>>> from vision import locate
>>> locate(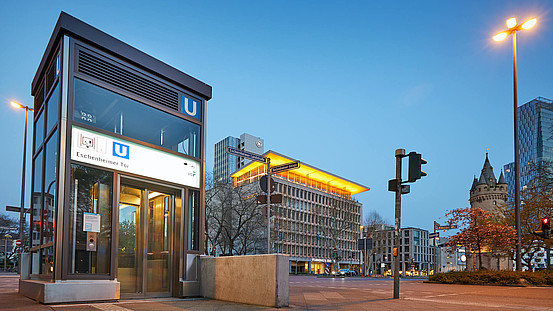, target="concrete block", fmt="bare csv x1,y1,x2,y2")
200,254,289,307
20,279,119,304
